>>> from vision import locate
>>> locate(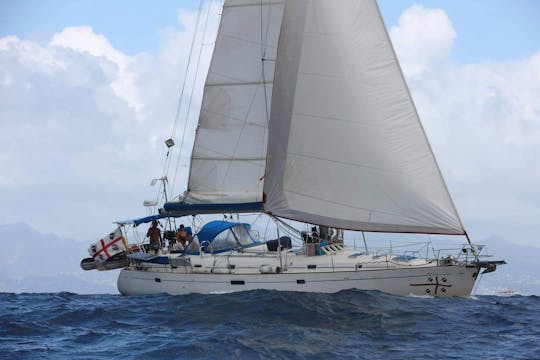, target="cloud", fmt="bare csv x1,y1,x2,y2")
50,26,142,115
0,3,219,239
390,6,540,243
1,2,538,248
389,5,456,77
